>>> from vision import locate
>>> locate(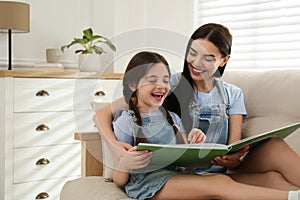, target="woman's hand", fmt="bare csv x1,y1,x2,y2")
117,146,152,172
211,145,249,169
188,128,206,144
